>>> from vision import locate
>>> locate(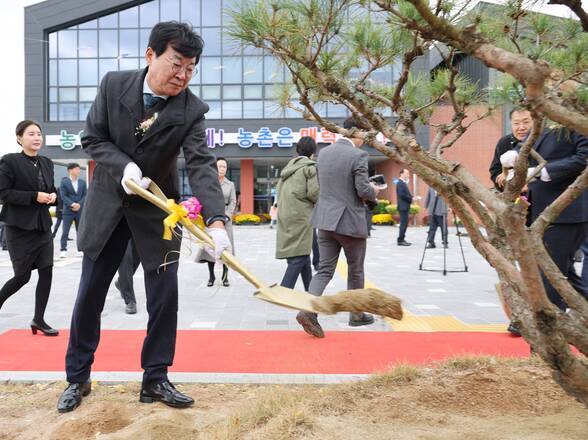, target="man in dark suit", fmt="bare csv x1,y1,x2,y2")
396,168,413,246
525,128,588,310
425,187,448,248
296,117,380,338
57,22,230,413
59,163,87,258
